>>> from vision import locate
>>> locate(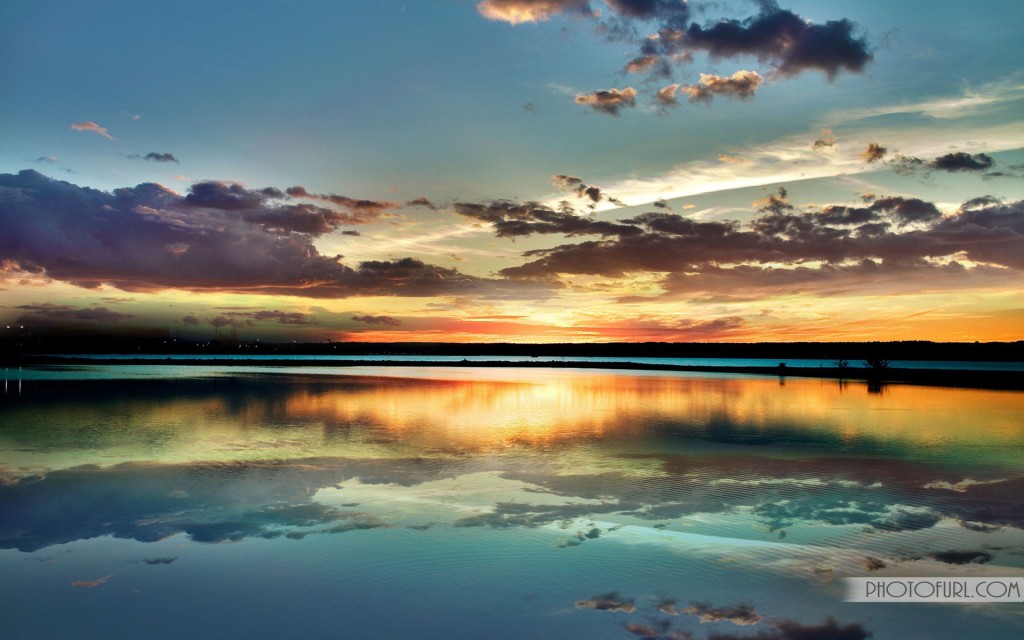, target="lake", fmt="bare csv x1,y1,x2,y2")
2,365,1023,638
